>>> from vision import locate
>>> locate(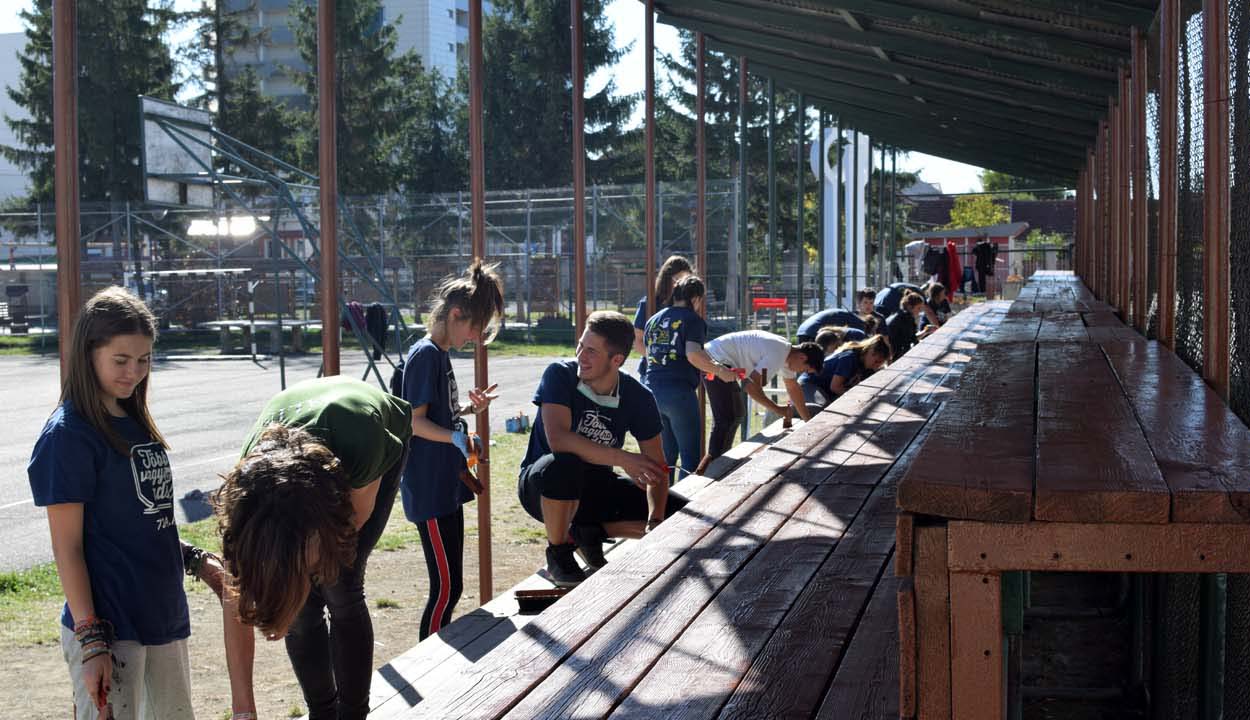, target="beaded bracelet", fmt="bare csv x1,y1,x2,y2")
183,543,206,578
73,616,113,666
